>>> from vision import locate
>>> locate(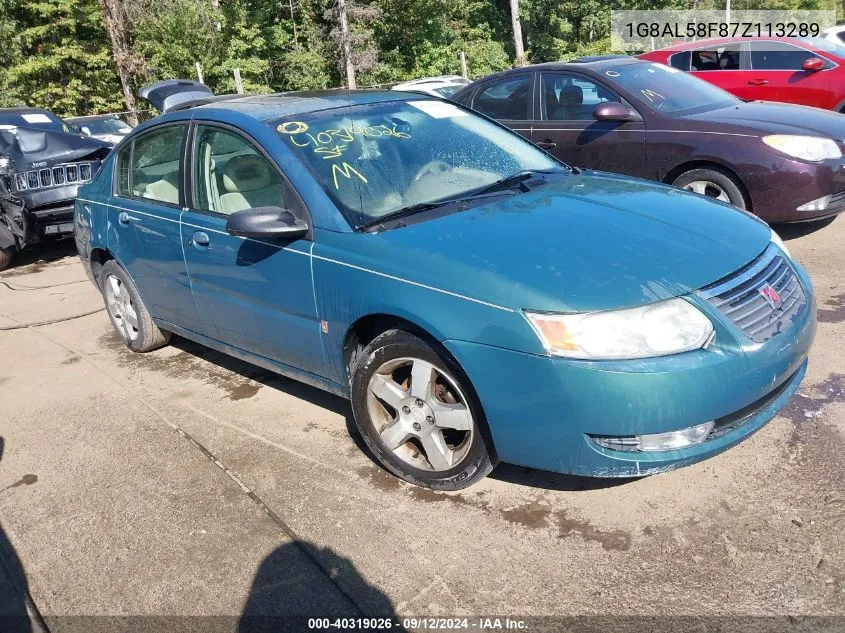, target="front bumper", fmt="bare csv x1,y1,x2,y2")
748,156,845,223
444,265,817,477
